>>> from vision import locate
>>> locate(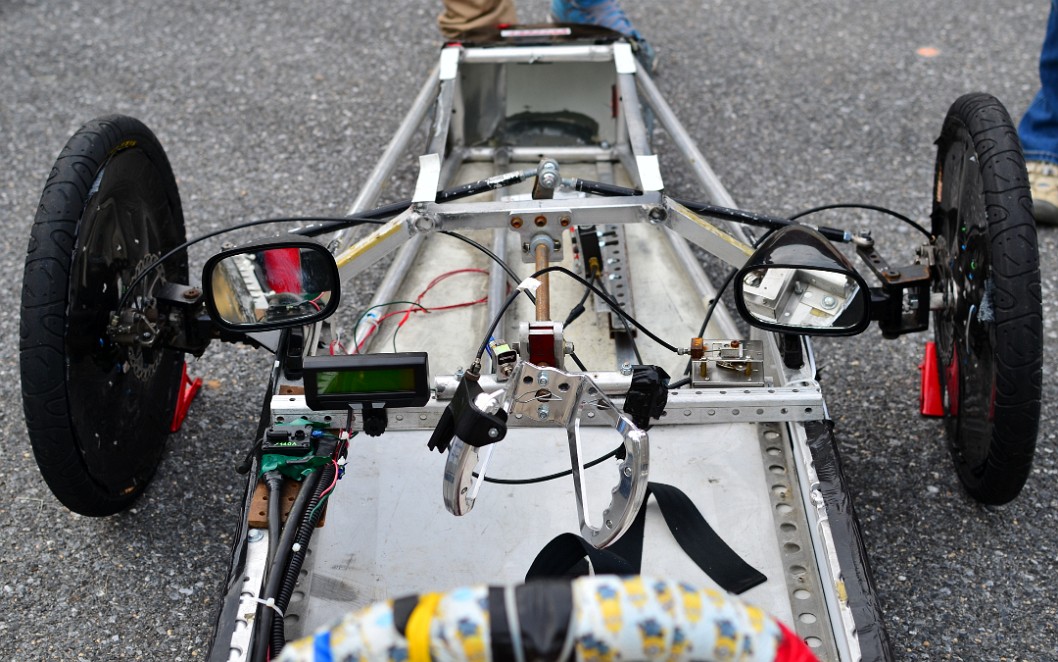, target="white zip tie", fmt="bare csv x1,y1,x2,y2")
244,596,285,618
